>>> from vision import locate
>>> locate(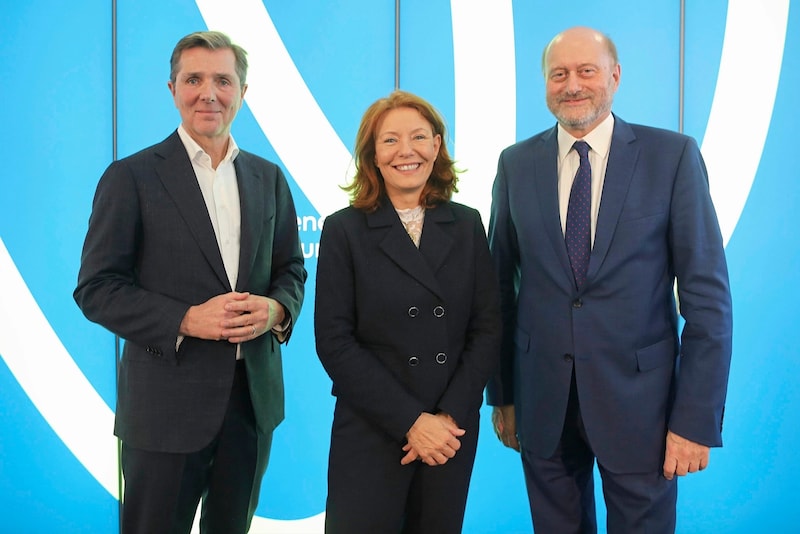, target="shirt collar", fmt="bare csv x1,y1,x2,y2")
176,124,240,165
556,113,615,162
